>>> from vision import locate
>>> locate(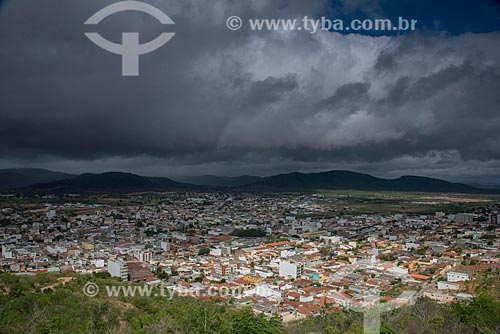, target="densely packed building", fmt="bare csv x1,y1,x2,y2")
1,192,499,321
